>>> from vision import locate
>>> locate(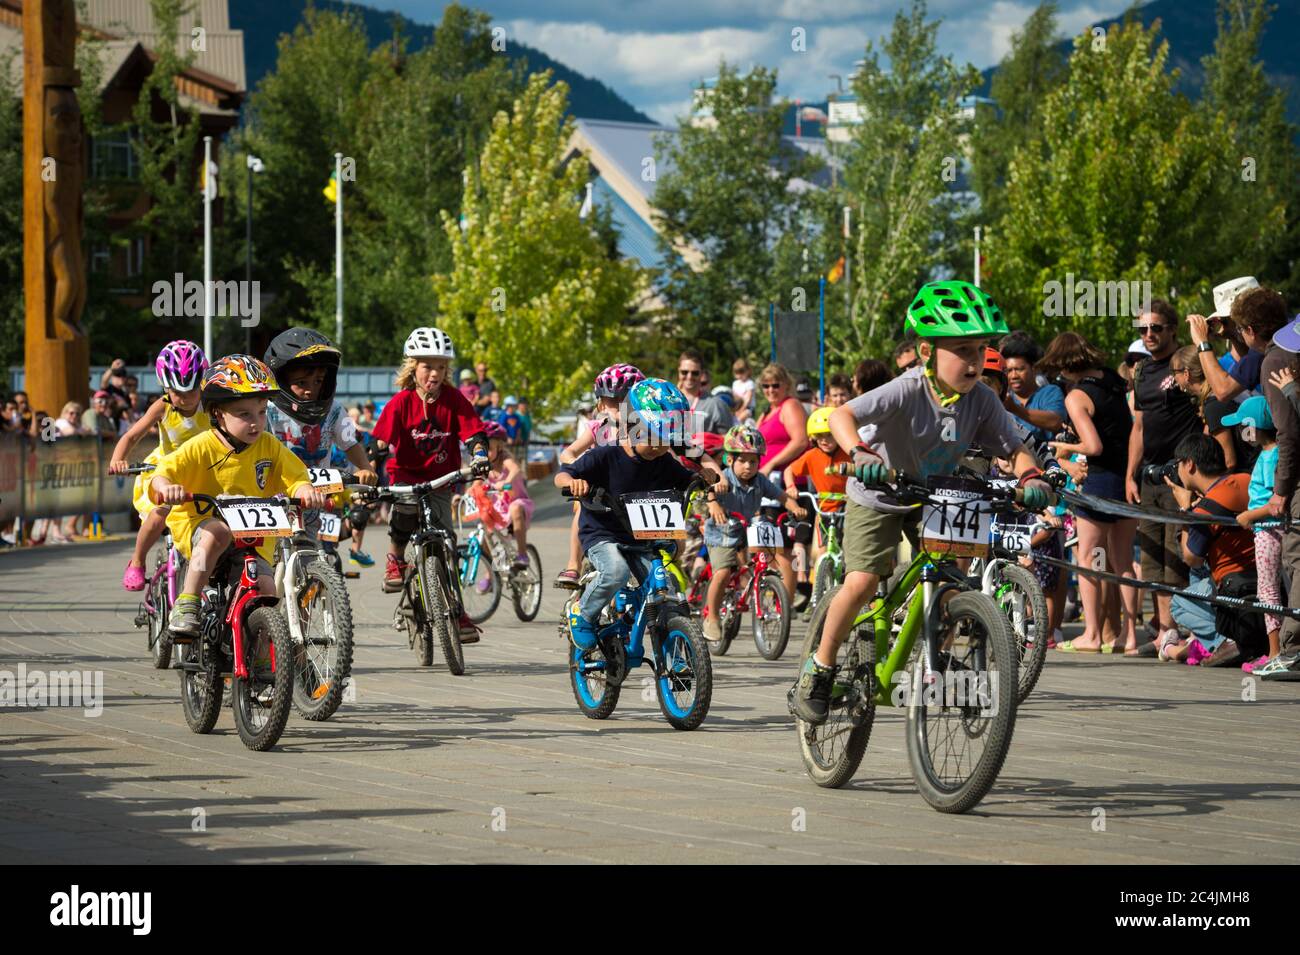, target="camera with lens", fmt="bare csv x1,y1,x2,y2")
1141,460,1181,487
